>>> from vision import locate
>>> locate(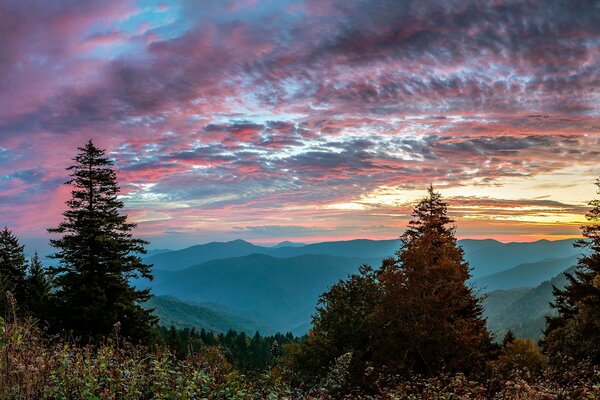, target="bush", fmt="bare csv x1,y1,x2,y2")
490,339,547,379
